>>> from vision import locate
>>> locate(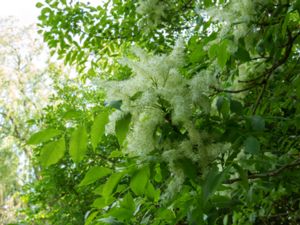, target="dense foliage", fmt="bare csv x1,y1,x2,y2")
20,0,300,224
